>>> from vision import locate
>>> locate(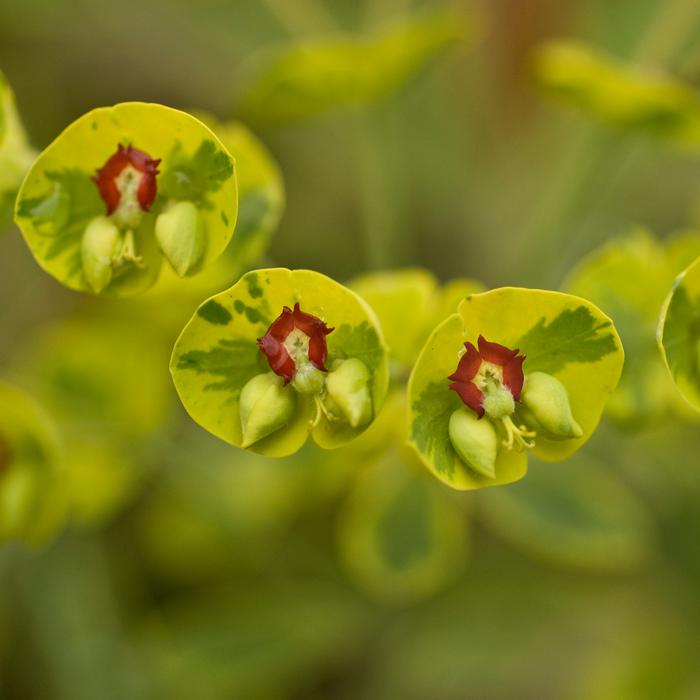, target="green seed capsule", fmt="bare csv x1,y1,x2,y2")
81,215,121,293
521,371,583,440
325,358,373,428
155,200,205,277
448,407,498,479
239,372,296,448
